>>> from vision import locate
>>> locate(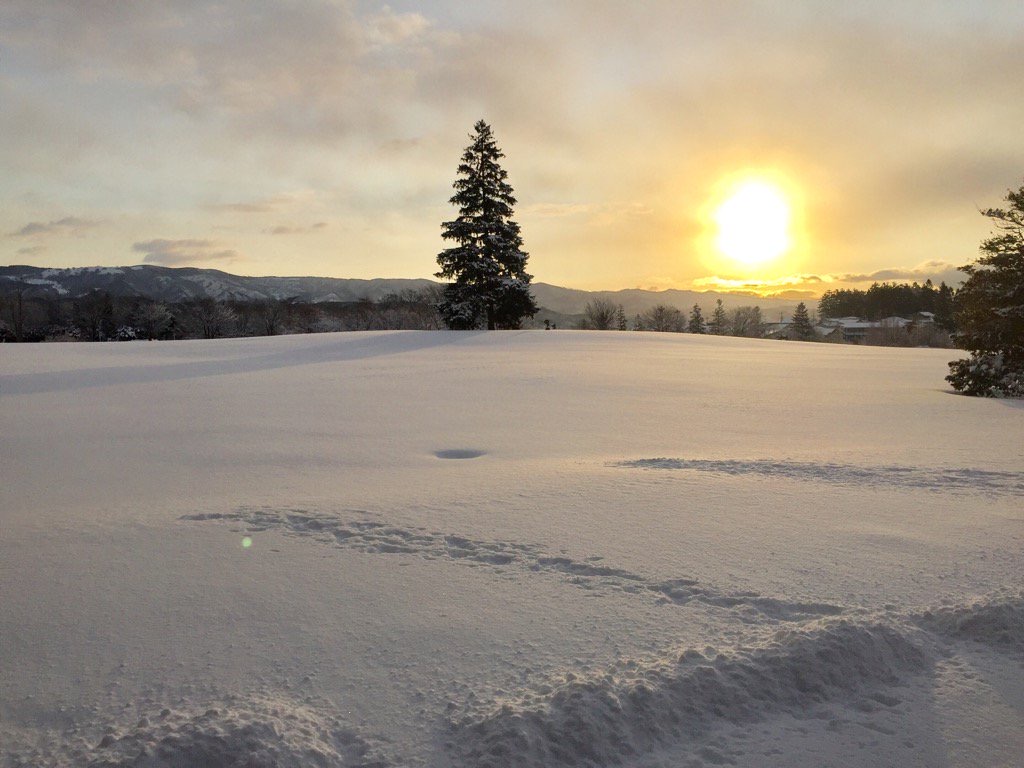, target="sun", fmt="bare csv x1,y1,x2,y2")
712,179,793,266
